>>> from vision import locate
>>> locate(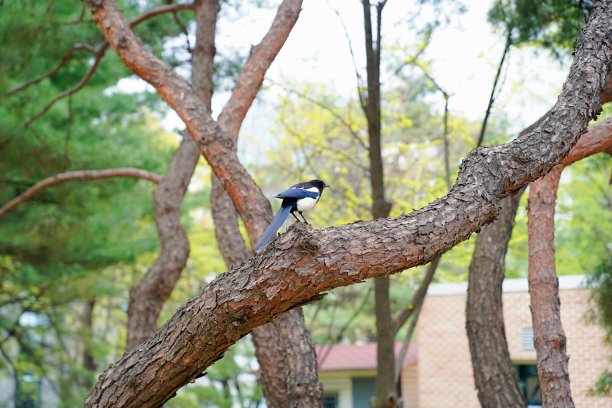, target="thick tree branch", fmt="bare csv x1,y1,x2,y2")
84,1,612,407
528,117,612,408
0,168,160,218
